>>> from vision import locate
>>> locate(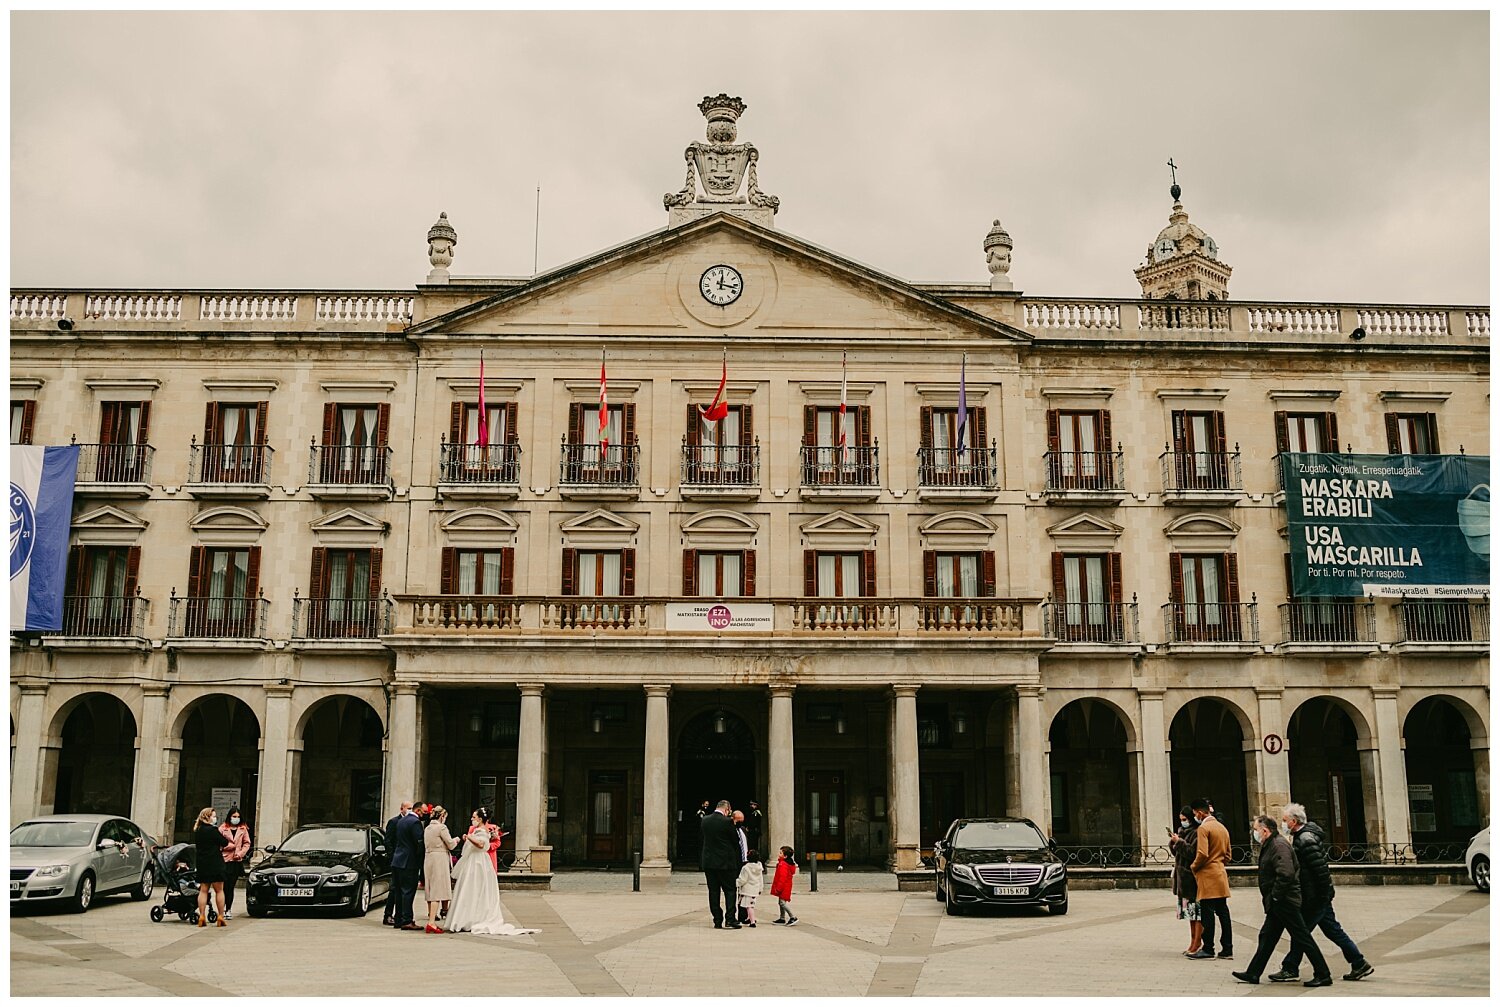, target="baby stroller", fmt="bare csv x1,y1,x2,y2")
148,843,217,924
